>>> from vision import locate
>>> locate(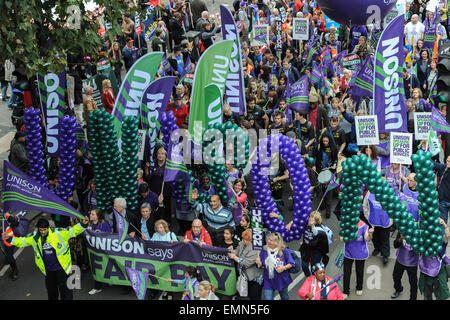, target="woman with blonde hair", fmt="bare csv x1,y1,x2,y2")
151,219,177,243
108,41,123,83
101,79,115,114
299,211,330,277
256,232,295,300
197,281,219,300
